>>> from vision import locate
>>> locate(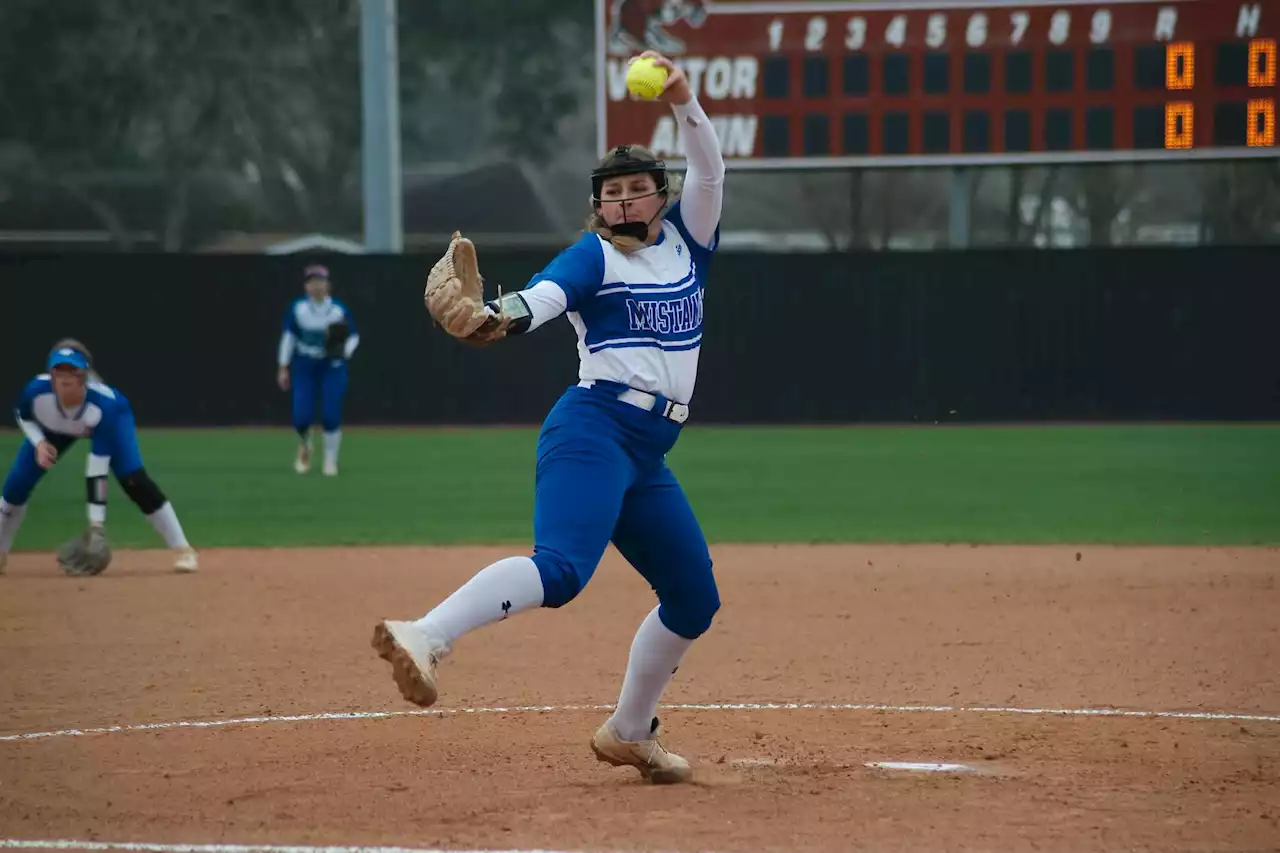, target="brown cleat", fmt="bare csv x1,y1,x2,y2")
591,717,692,784
371,620,447,707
